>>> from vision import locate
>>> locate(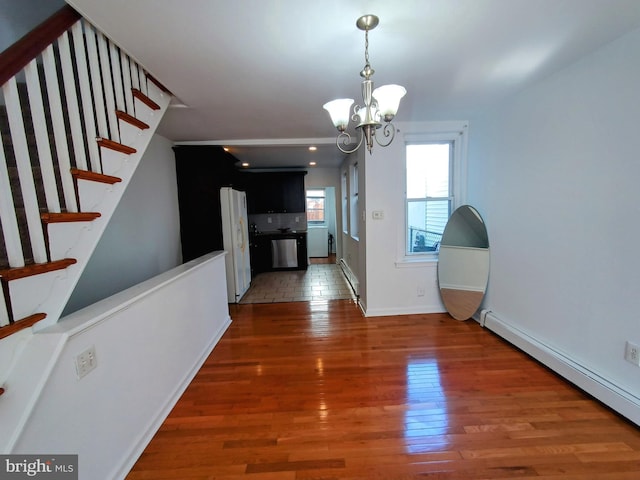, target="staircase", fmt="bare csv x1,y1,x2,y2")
0,6,171,339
